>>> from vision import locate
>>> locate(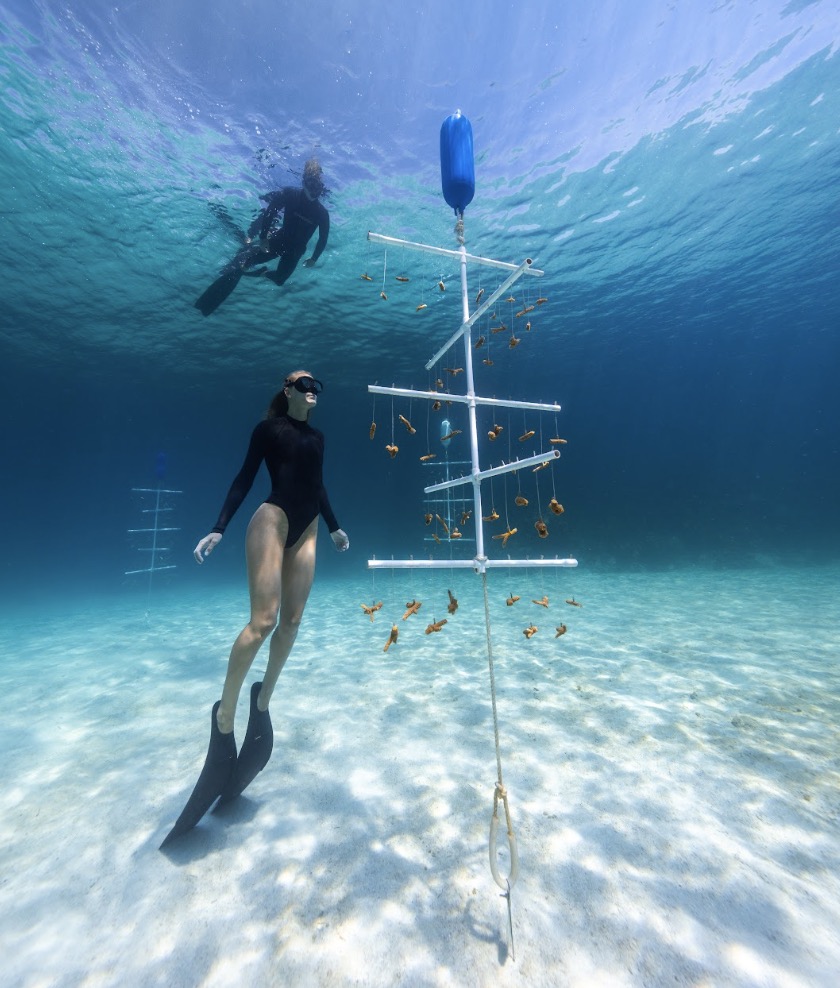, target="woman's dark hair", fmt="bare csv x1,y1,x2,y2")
266,370,314,420
266,389,289,419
